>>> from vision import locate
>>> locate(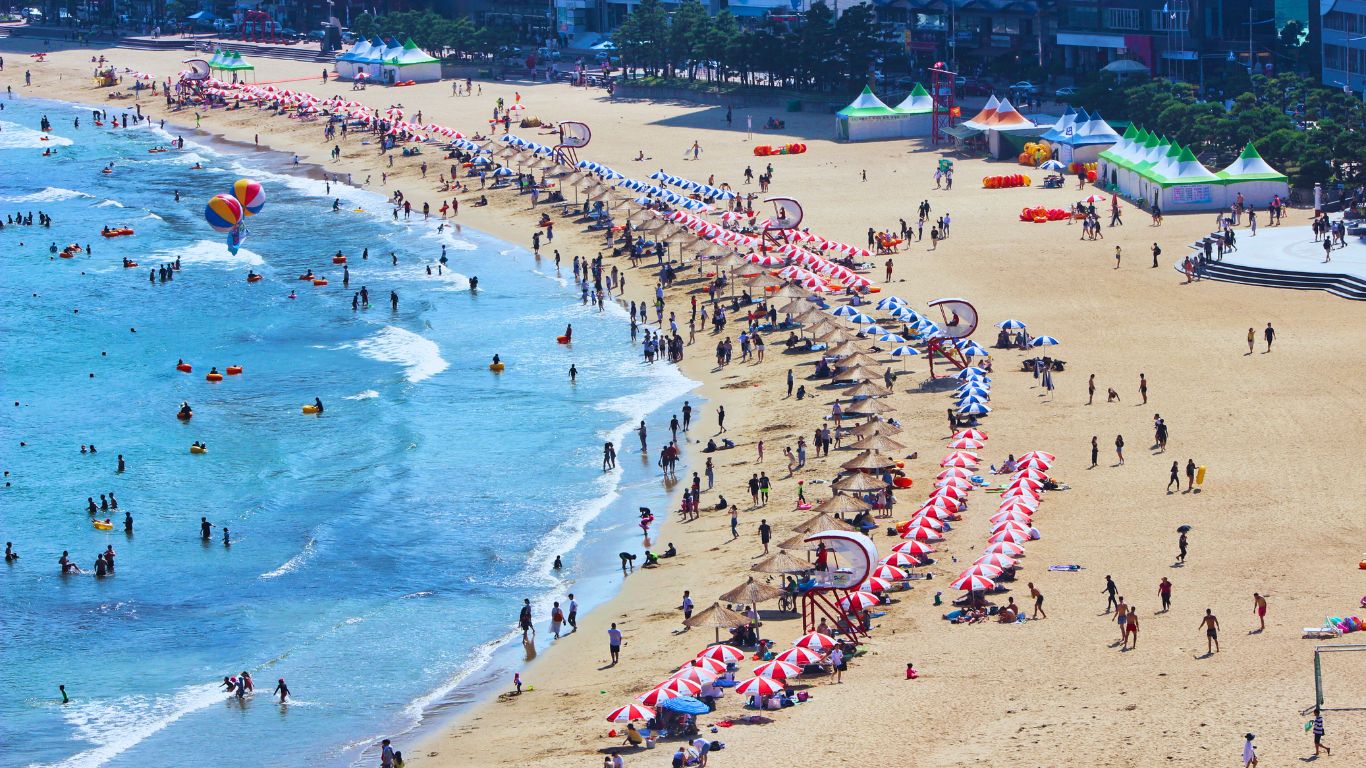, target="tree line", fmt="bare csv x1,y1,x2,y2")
349,10,517,61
